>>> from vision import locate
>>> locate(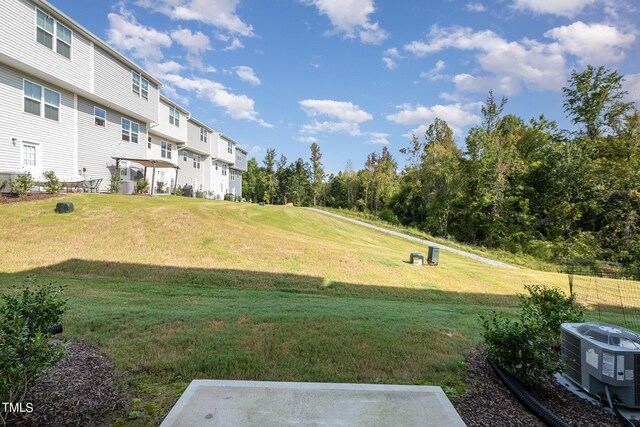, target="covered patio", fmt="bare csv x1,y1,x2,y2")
112,157,180,196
